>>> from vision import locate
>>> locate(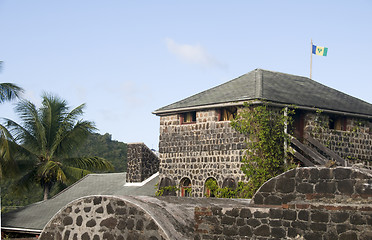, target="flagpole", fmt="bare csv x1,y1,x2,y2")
310,39,313,79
